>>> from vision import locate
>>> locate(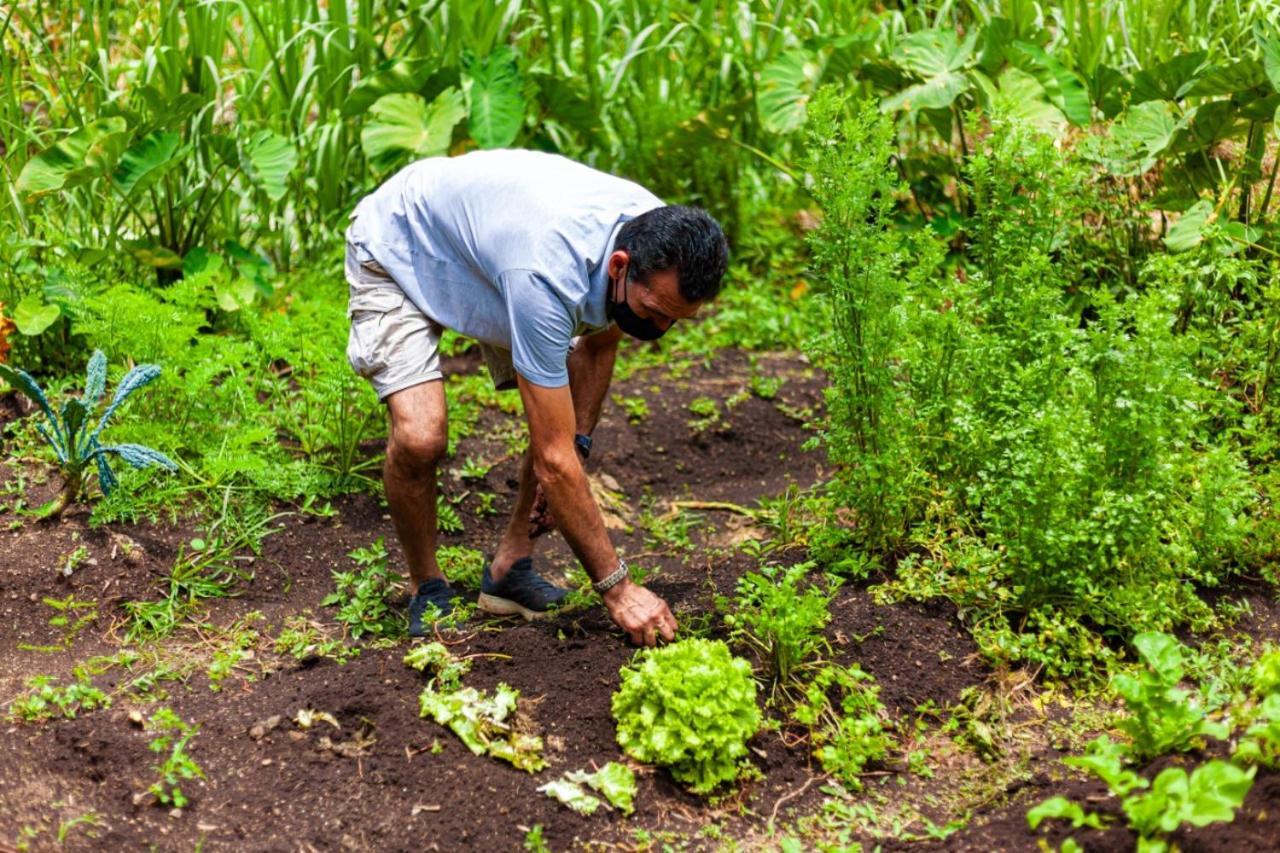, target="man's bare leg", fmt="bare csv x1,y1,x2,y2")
489,451,539,582
383,380,449,589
